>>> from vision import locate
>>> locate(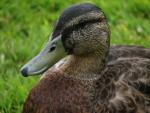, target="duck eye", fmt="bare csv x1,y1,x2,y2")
49,45,56,52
